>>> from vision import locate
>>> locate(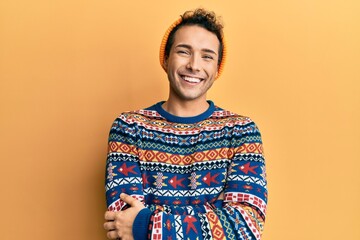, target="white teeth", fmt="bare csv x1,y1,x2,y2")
183,76,201,83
